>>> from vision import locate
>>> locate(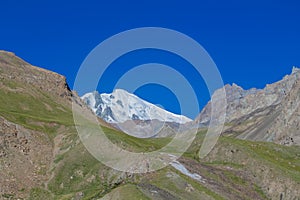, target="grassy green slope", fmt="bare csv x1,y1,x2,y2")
0,86,74,135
